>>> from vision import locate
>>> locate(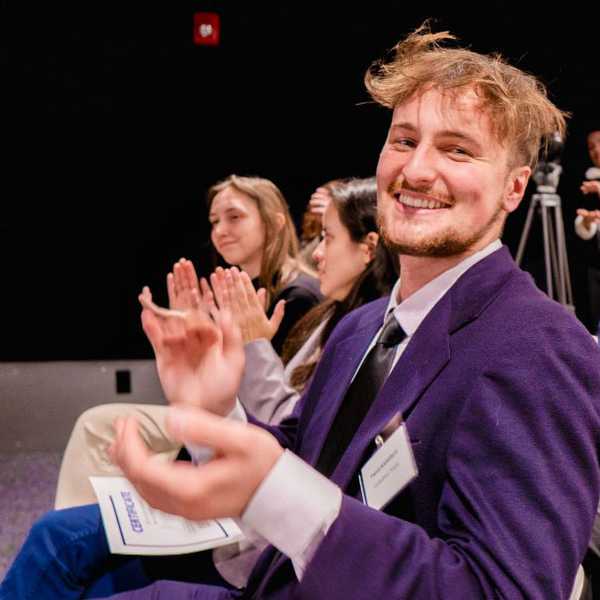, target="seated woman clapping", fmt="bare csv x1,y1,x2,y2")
207,175,322,354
